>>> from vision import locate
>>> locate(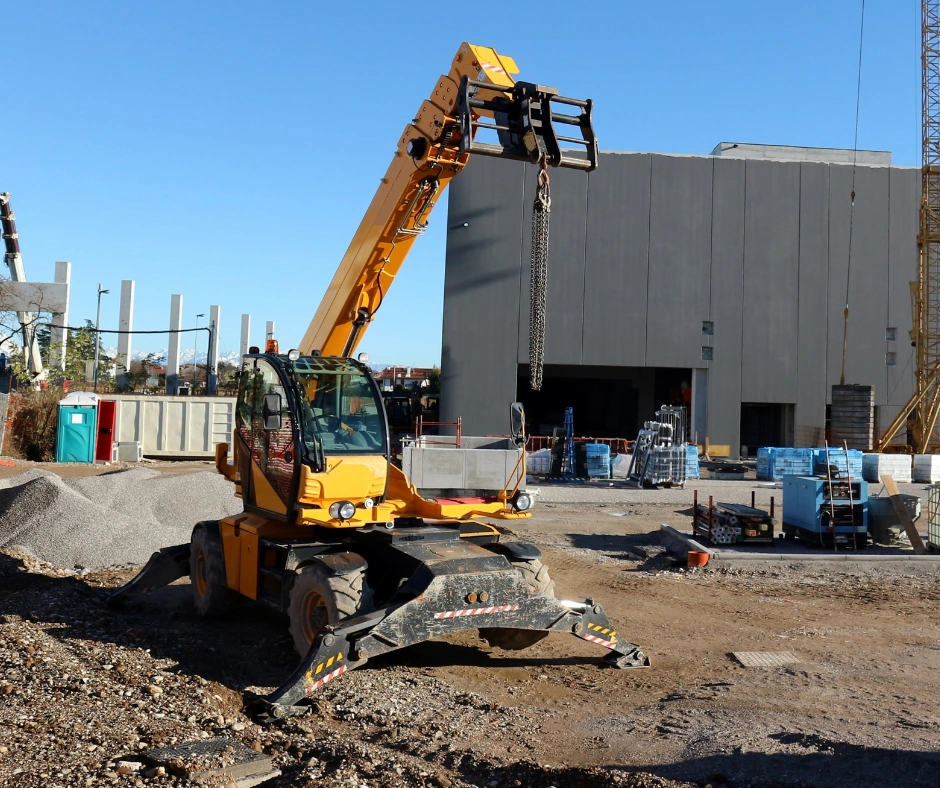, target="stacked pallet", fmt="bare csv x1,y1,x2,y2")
913,454,940,483
862,453,912,484
693,501,775,545
756,447,813,481
830,384,875,450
